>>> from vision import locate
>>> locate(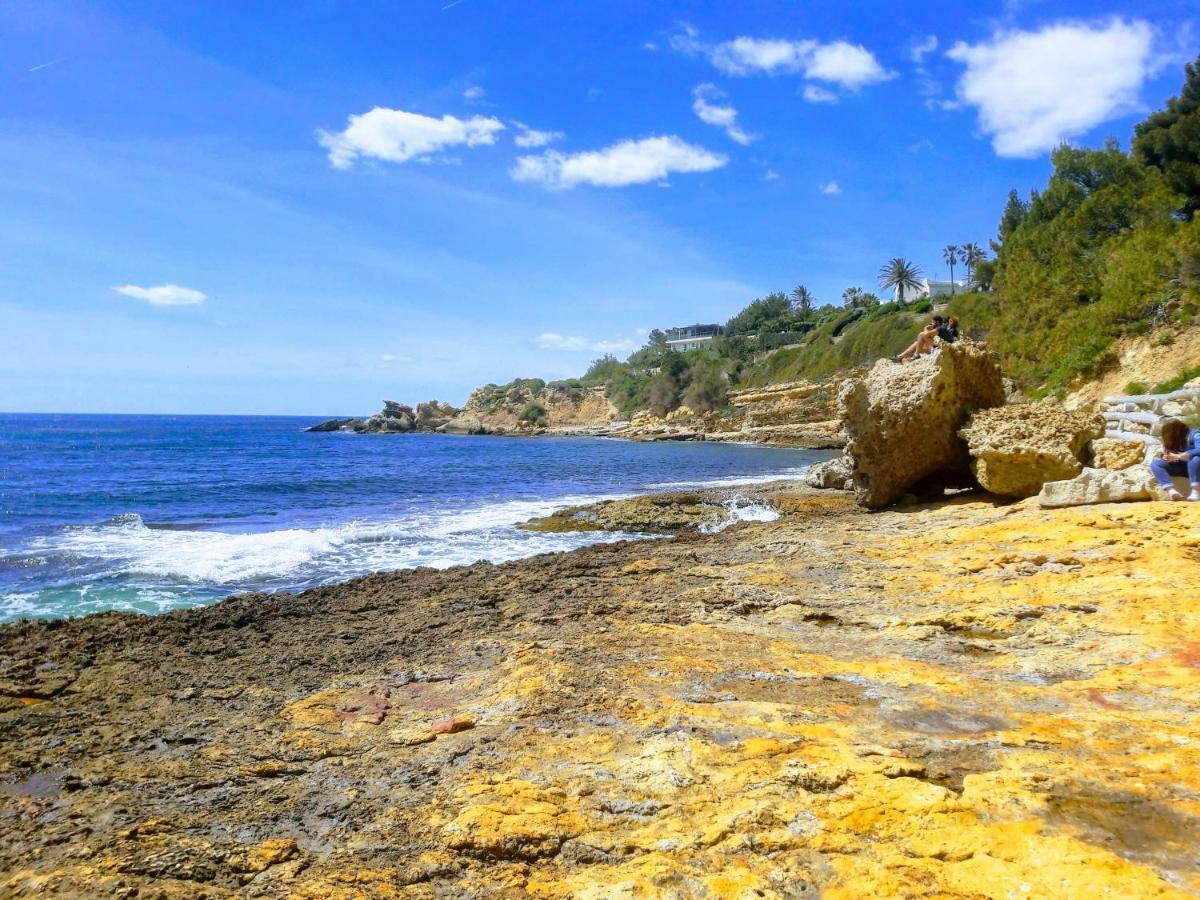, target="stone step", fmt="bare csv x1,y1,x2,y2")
1103,430,1159,445
1101,388,1200,405
1102,410,1159,424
